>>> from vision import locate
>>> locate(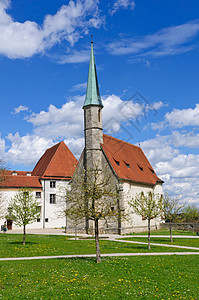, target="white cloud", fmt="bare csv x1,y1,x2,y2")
28,94,163,137
57,50,90,64
152,103,199,130
107,21,199,57
12,105,29,114
140,134,199,206
111,0,135,15
5,133,54,167
165,104,199,128
0,0,102,59
71,82,87,91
